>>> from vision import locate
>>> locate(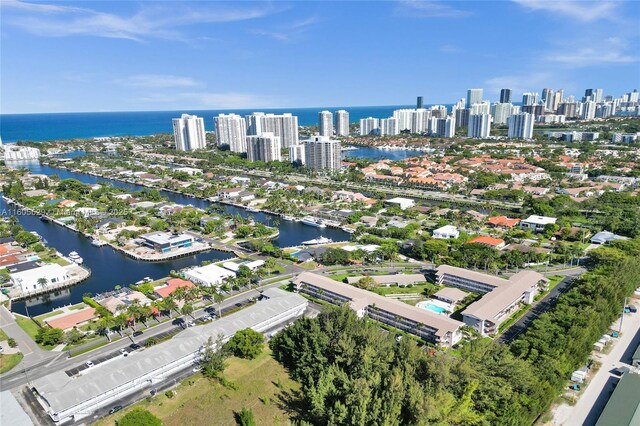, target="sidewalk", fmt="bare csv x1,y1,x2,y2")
550,311,640,426
0,306,56,369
